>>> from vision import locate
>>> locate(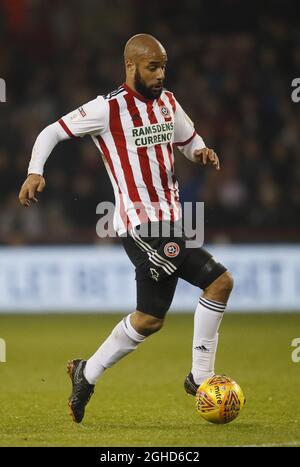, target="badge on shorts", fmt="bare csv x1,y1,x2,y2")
164,242,180,258
150,268,159,281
